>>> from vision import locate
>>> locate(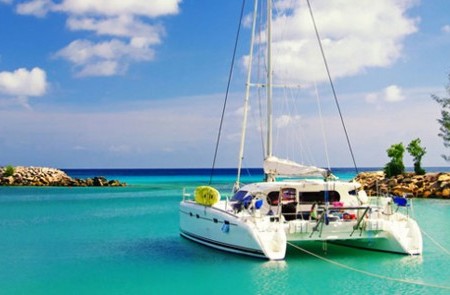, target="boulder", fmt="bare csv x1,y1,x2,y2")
0,166,126,187
438,174,450,182
353,171,450,198
442,188,450,198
